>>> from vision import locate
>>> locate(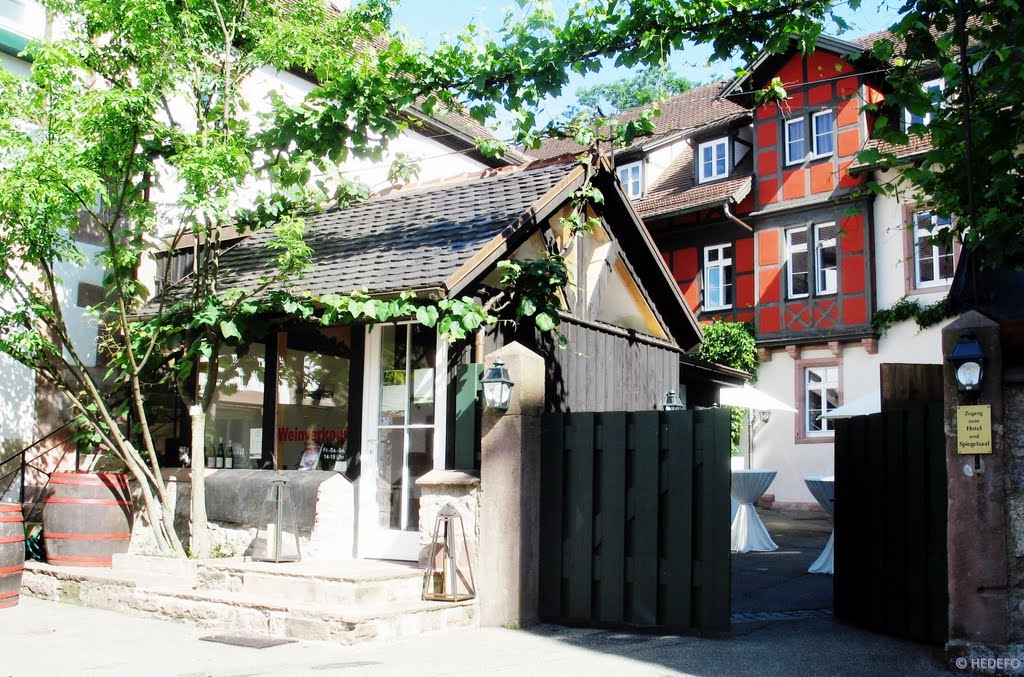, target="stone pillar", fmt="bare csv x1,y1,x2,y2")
478,341,544,627
944,311,1007,652
416,470,481,571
